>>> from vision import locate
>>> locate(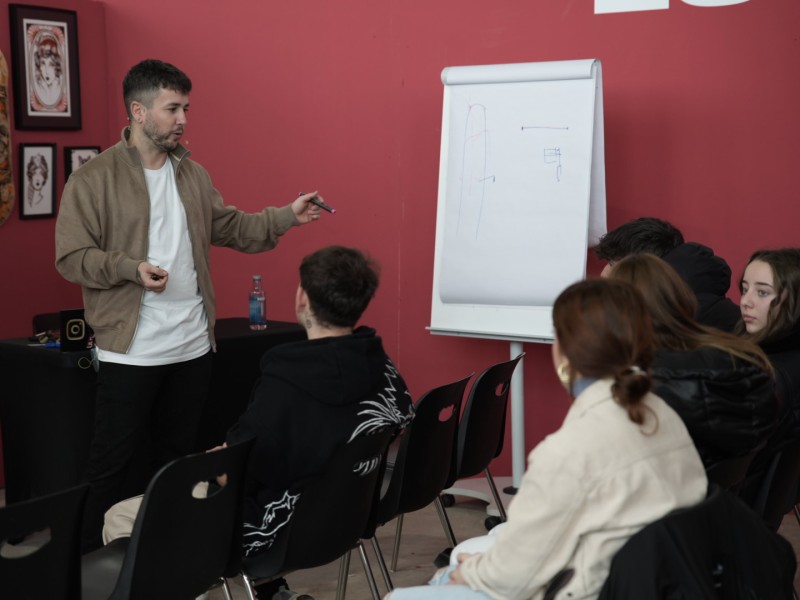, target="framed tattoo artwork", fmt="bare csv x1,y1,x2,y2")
65,145,99,179
9,4,82,130
19,143,55,219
